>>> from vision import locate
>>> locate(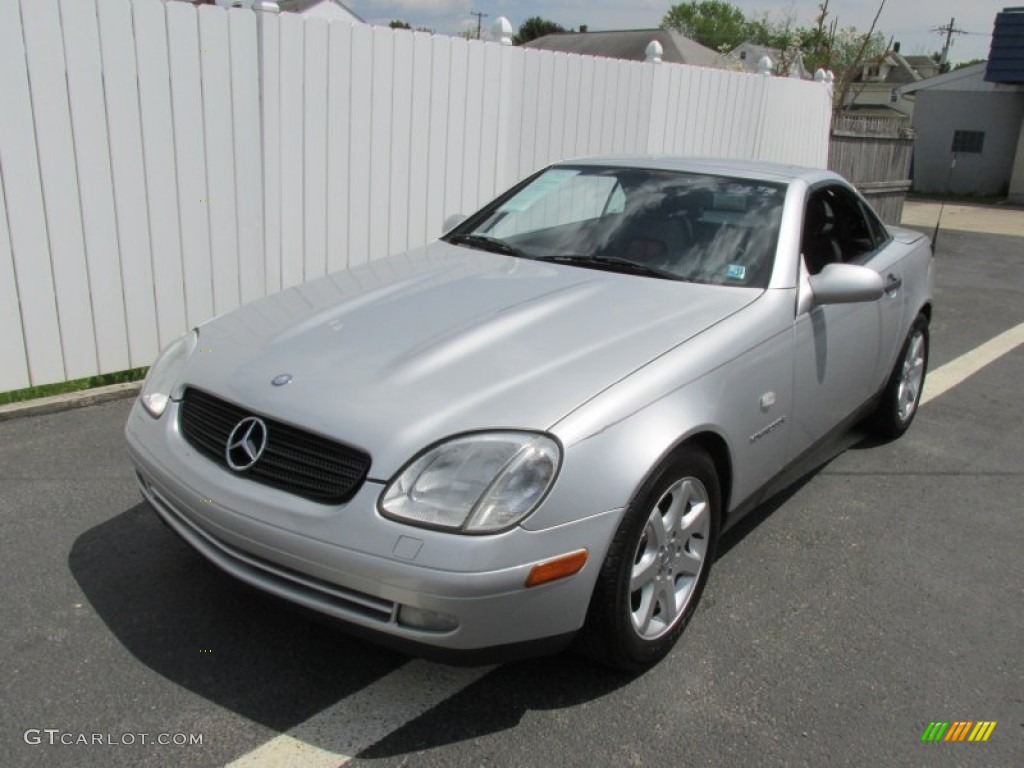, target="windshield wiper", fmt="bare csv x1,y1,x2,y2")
446,233,529,259
536,254,689,282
